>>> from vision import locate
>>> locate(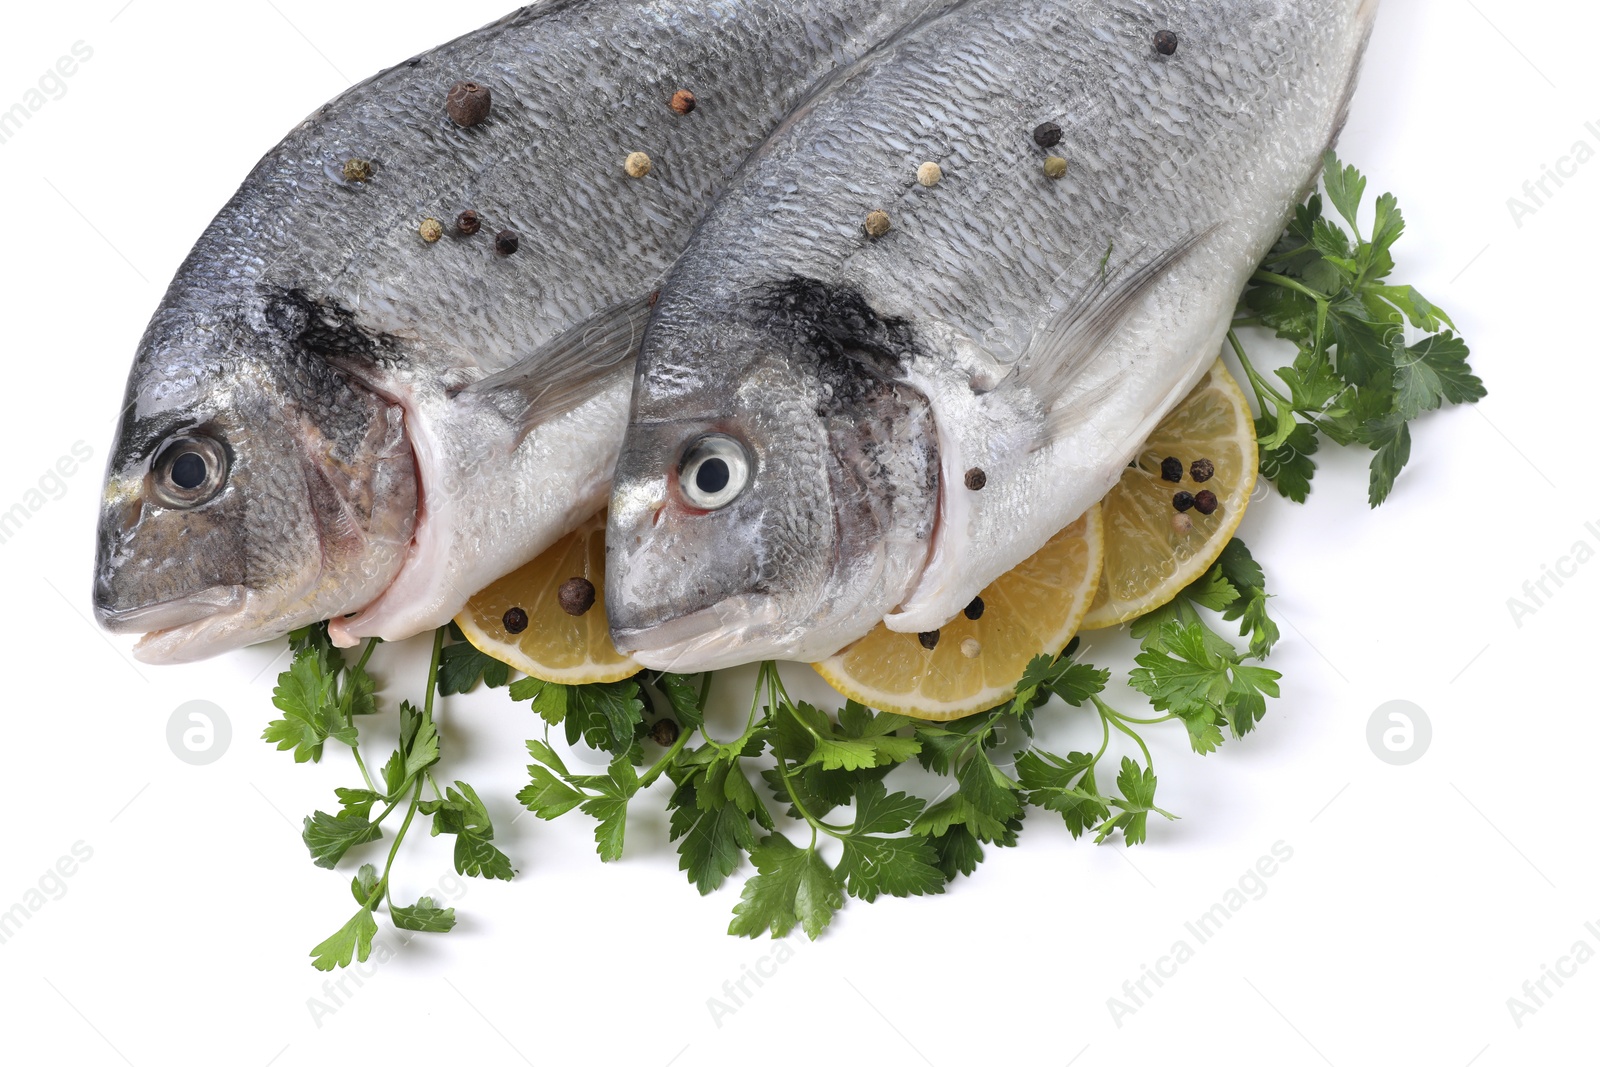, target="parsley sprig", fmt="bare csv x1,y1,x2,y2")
265,624,515,970
1231,151,1485,506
